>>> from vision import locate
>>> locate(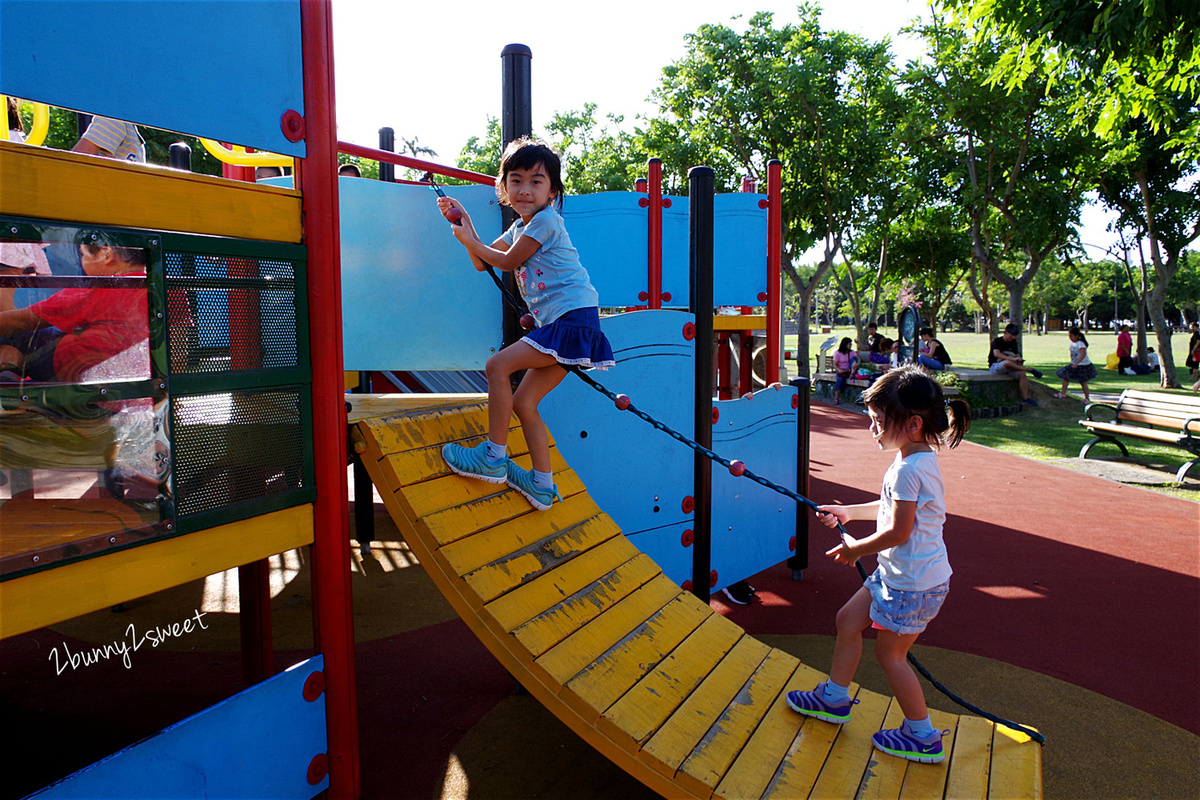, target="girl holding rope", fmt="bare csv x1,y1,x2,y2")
787,365,969,764
435,138,614,510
